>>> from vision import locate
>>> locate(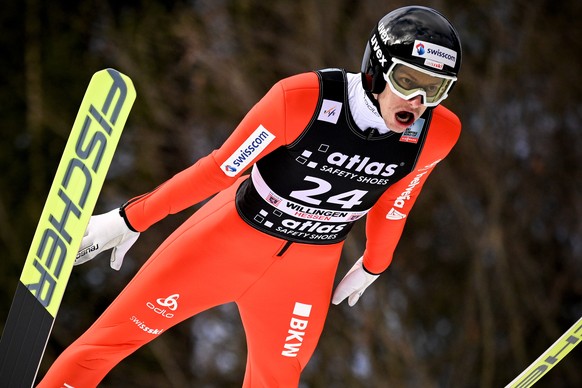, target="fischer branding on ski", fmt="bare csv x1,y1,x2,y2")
0,68,136,387
505,316,582,388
